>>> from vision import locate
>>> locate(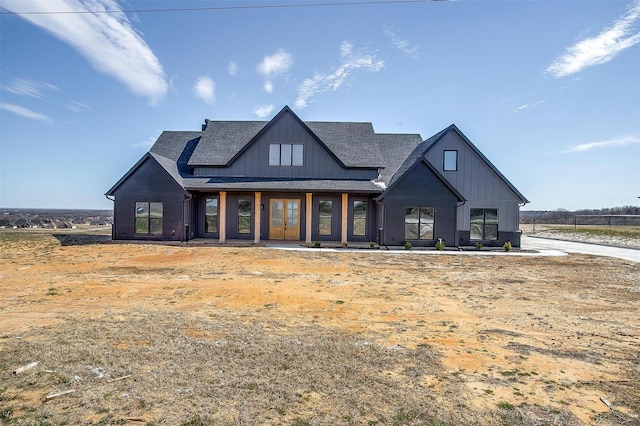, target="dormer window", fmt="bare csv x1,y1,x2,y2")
443,150,457,171
269,144,303,166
